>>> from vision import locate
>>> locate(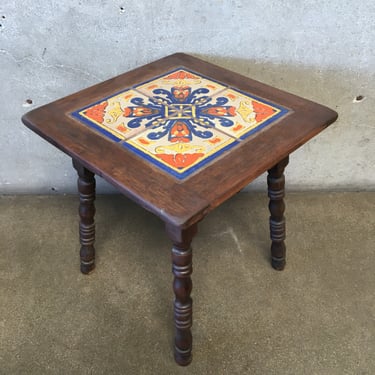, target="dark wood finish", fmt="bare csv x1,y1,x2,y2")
21,53,338,366
73,159,96,274
166,223,197,366
22,53,338,229
267,156,289,270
